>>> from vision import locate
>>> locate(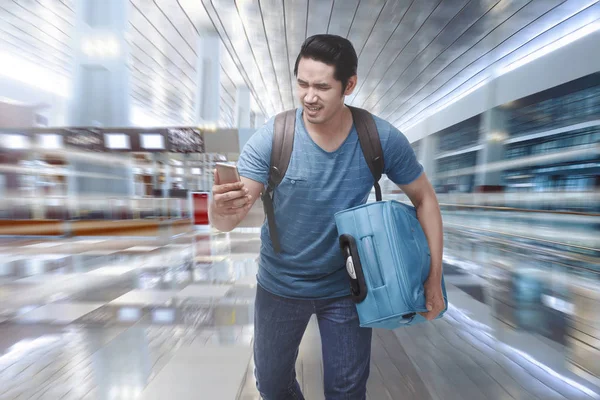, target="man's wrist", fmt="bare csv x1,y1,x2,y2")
427,264,443,283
